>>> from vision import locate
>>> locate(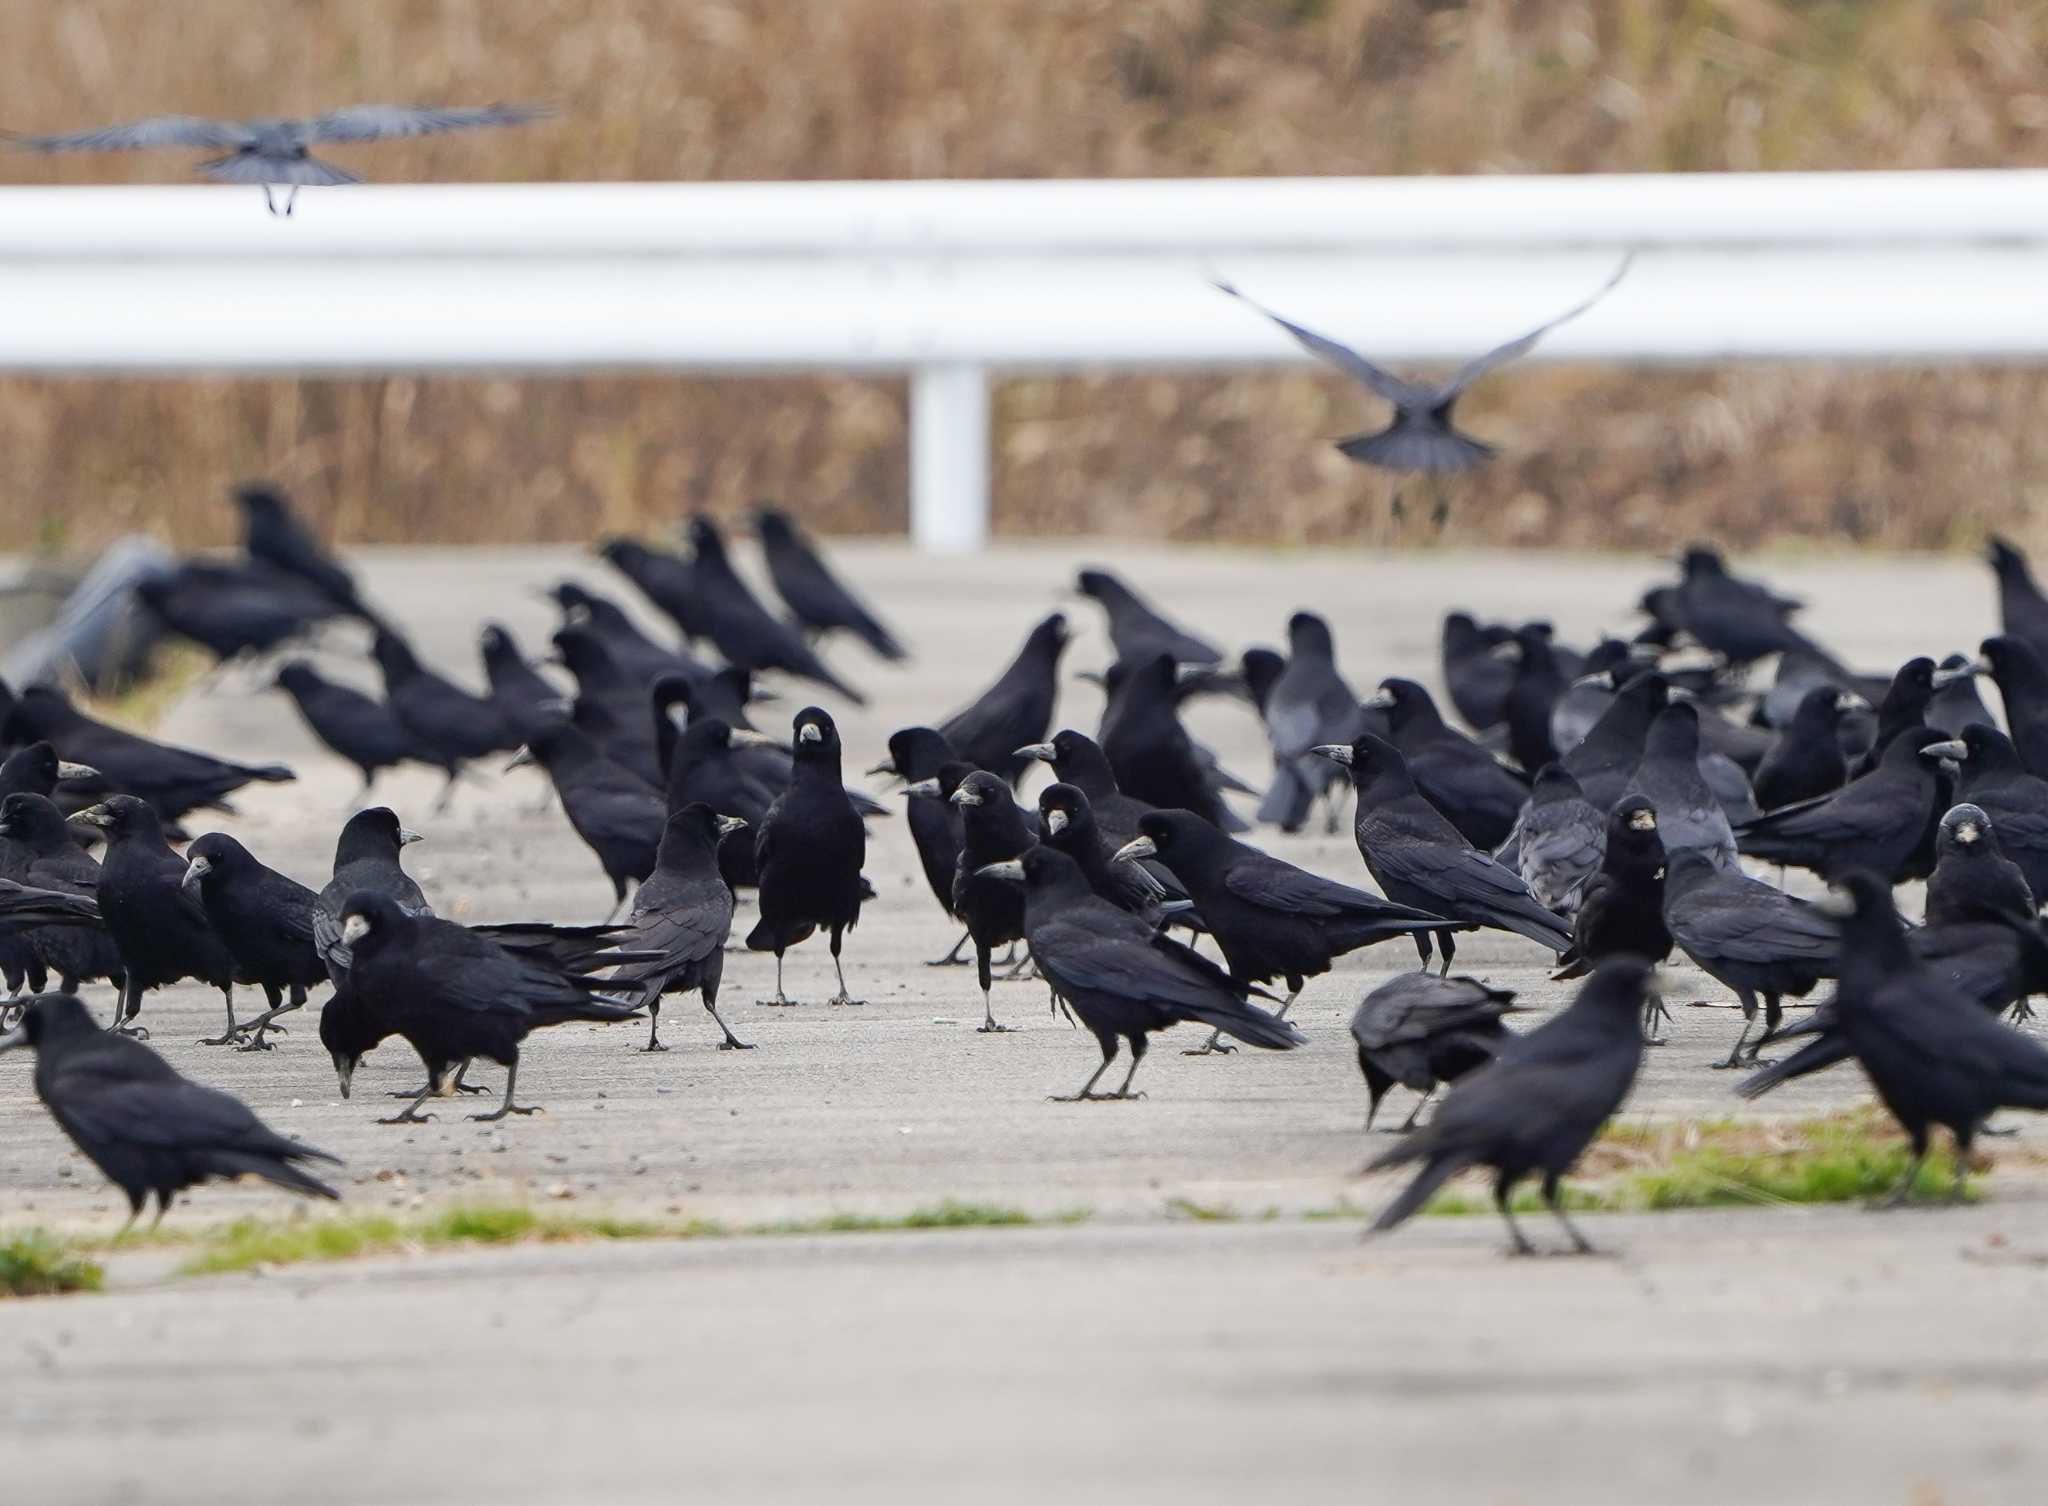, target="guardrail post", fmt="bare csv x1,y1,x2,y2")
910,363,990,554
